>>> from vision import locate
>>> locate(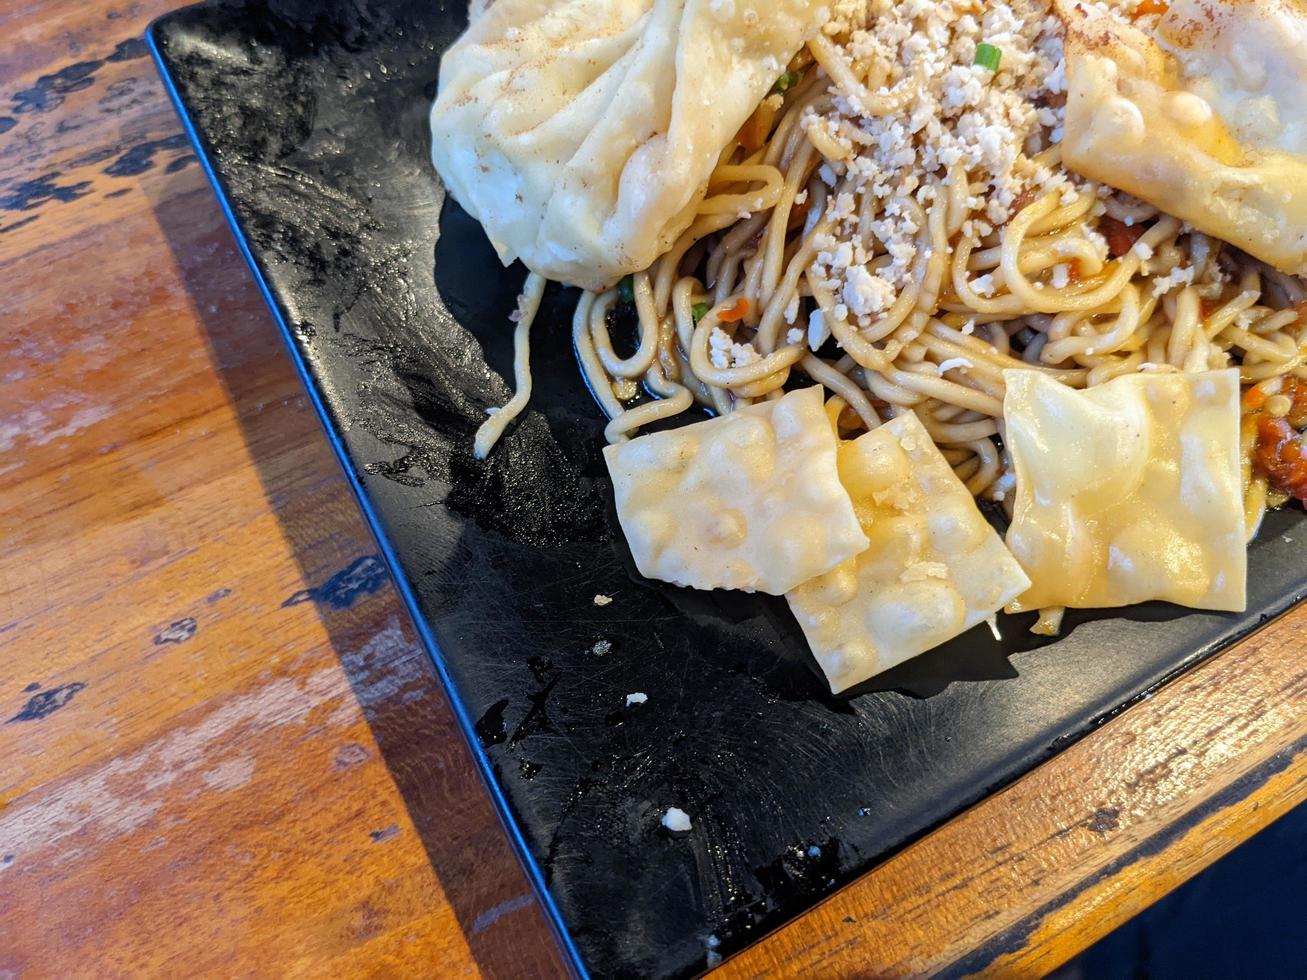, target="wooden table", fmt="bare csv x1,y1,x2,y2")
1,2,1302,976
